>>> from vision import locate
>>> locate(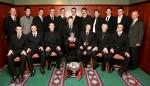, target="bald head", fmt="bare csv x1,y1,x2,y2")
131,10,139,20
